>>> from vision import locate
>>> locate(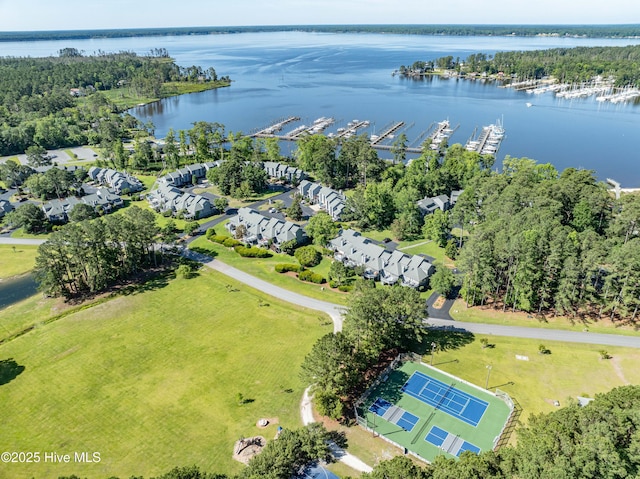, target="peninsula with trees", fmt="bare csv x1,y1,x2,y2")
0,48,230,156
